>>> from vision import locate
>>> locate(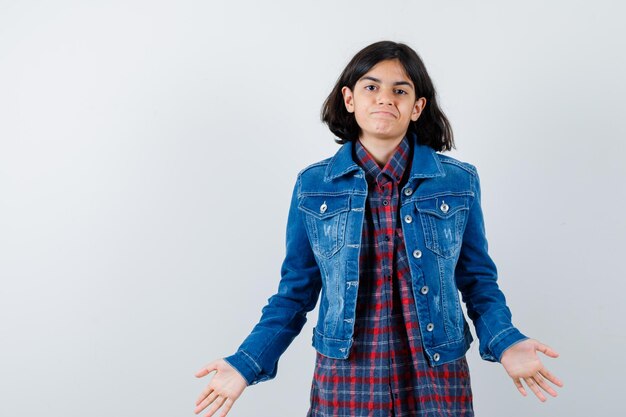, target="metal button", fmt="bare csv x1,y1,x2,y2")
433,353,440,361
404,187,413,196
382,199,389,206
426,323,434,332
404,214,412,223
320,201,327,213
413,249,422,258
440,201,449,213
420,285,429,295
